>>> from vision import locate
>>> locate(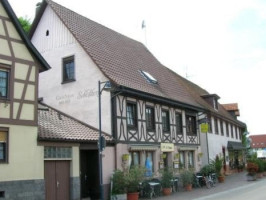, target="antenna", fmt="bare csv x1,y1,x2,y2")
141,20,147,46
185,66,193,79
